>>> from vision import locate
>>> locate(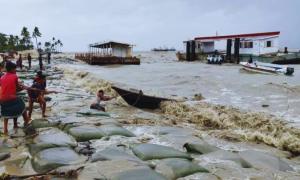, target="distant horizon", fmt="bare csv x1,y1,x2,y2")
1,0,300,52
